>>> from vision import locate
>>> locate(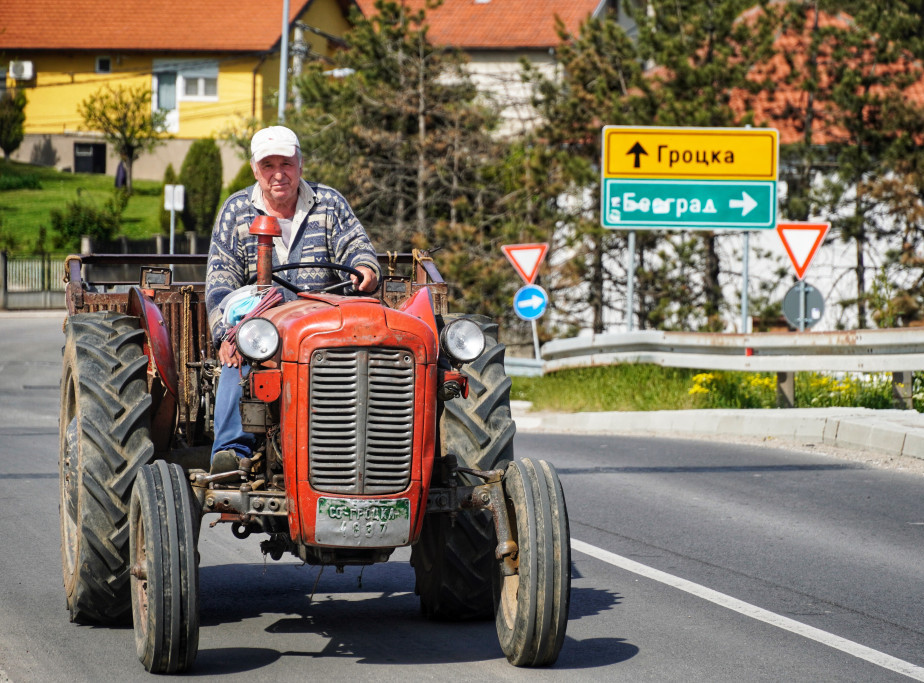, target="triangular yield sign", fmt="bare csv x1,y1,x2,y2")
776,222,830,280
501,243,549,285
